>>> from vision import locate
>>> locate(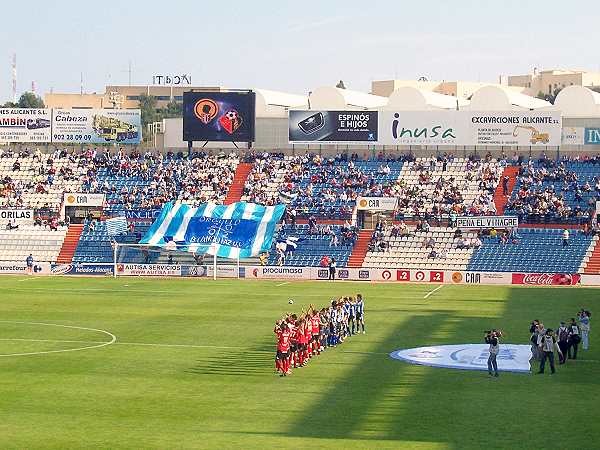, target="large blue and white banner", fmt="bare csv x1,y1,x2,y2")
390,344,532,373
139,201,286,258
